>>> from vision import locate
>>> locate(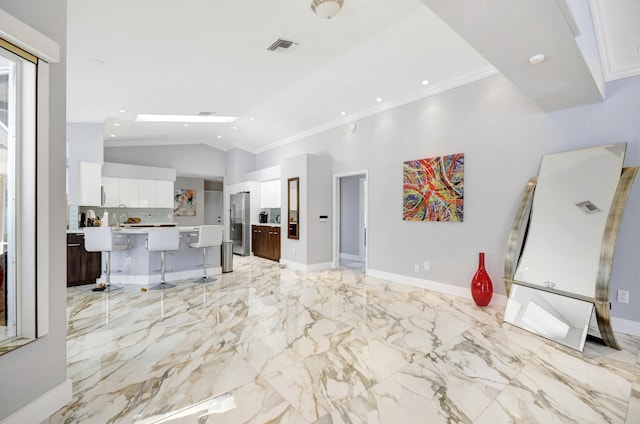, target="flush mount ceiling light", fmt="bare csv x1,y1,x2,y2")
135,114,238,123
311,0,344,19
529,54,545,65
